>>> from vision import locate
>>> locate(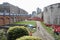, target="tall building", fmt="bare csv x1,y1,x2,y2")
32,11,36,17
37,7,41,14
43,3,60,25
